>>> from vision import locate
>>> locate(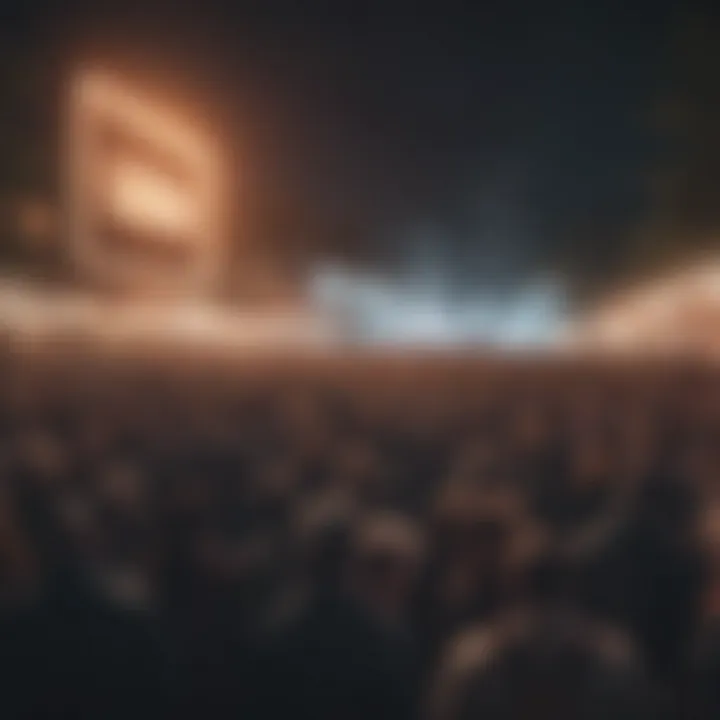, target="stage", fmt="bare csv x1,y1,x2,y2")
0,278,337,358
